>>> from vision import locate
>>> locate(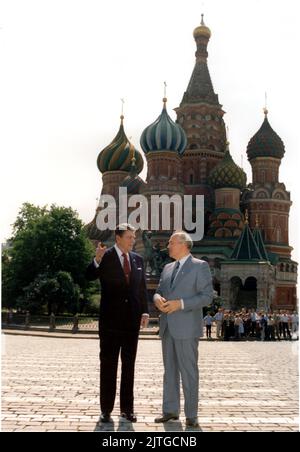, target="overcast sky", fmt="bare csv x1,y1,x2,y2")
1,0,299,262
